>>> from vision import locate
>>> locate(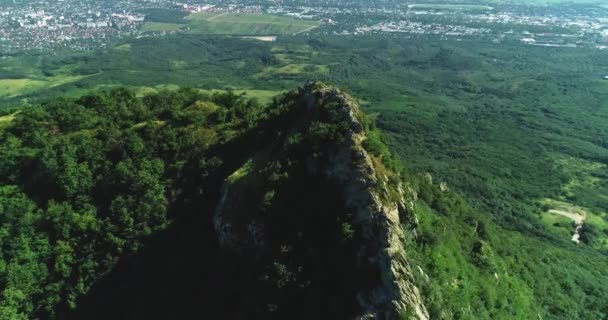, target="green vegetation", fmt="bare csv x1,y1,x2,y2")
1,32,608,319
141,22,184,33
409,186,608,319
541,211,575,238
0,87,283,318
0,79,46,97
0,83,401,318
198,88,282,105
0,112,17,131
141,8,188,24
